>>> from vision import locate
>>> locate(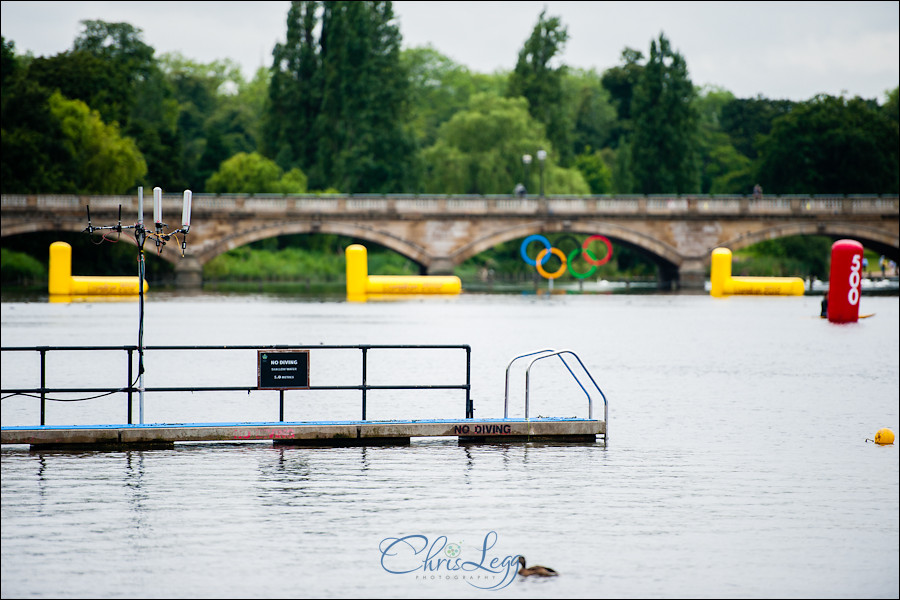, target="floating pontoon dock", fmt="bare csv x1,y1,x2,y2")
1,345,607,450
1,417,605,449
